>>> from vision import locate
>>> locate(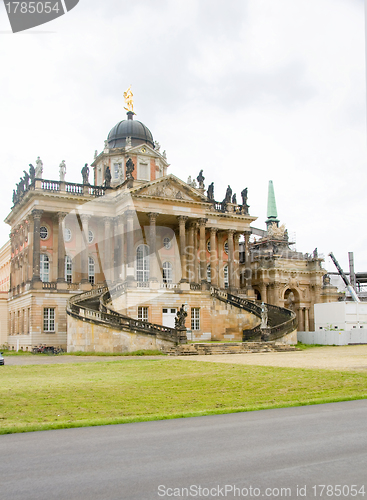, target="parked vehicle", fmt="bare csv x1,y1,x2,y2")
0,352,4,365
